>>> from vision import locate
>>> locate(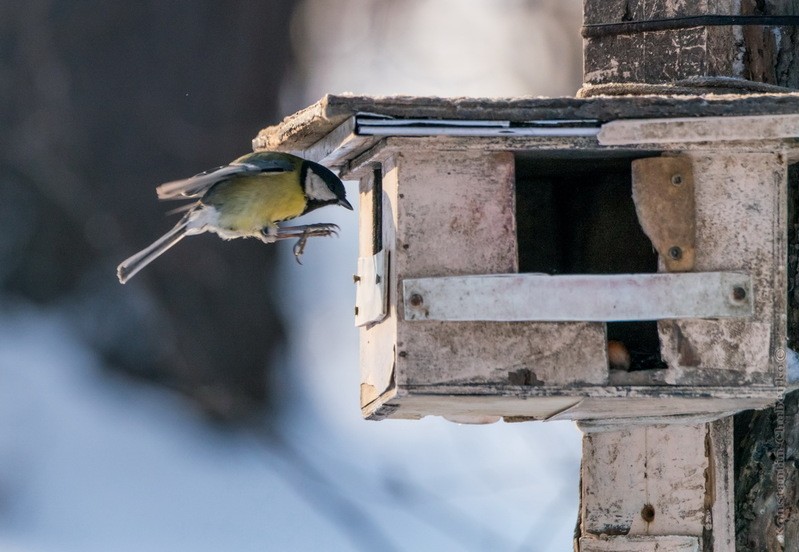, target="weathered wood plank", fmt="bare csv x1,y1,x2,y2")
401,272,751,322
600,114,799,145
253,93,799,153
581,424,708,538
658,153,786,385
388,151,608,390
579,535,700,552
